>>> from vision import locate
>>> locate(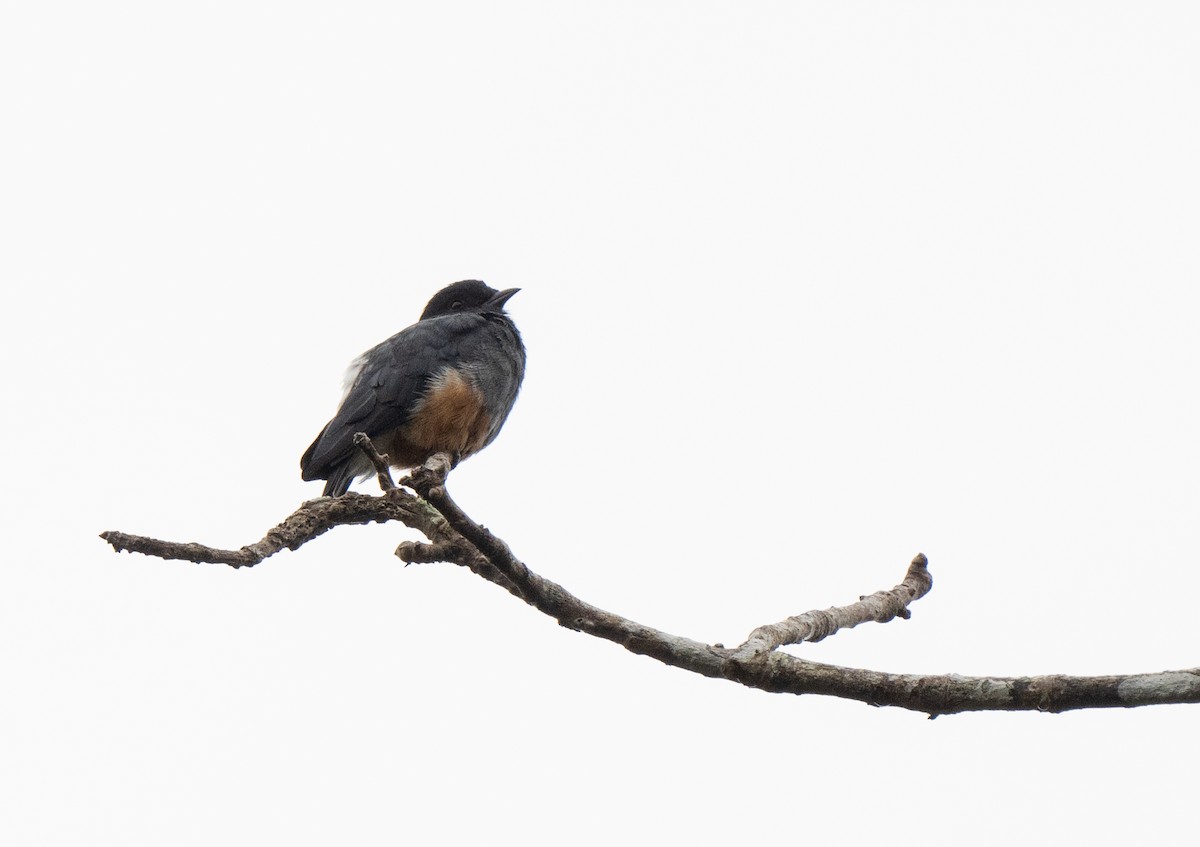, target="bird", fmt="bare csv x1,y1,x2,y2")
301,280,526,496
